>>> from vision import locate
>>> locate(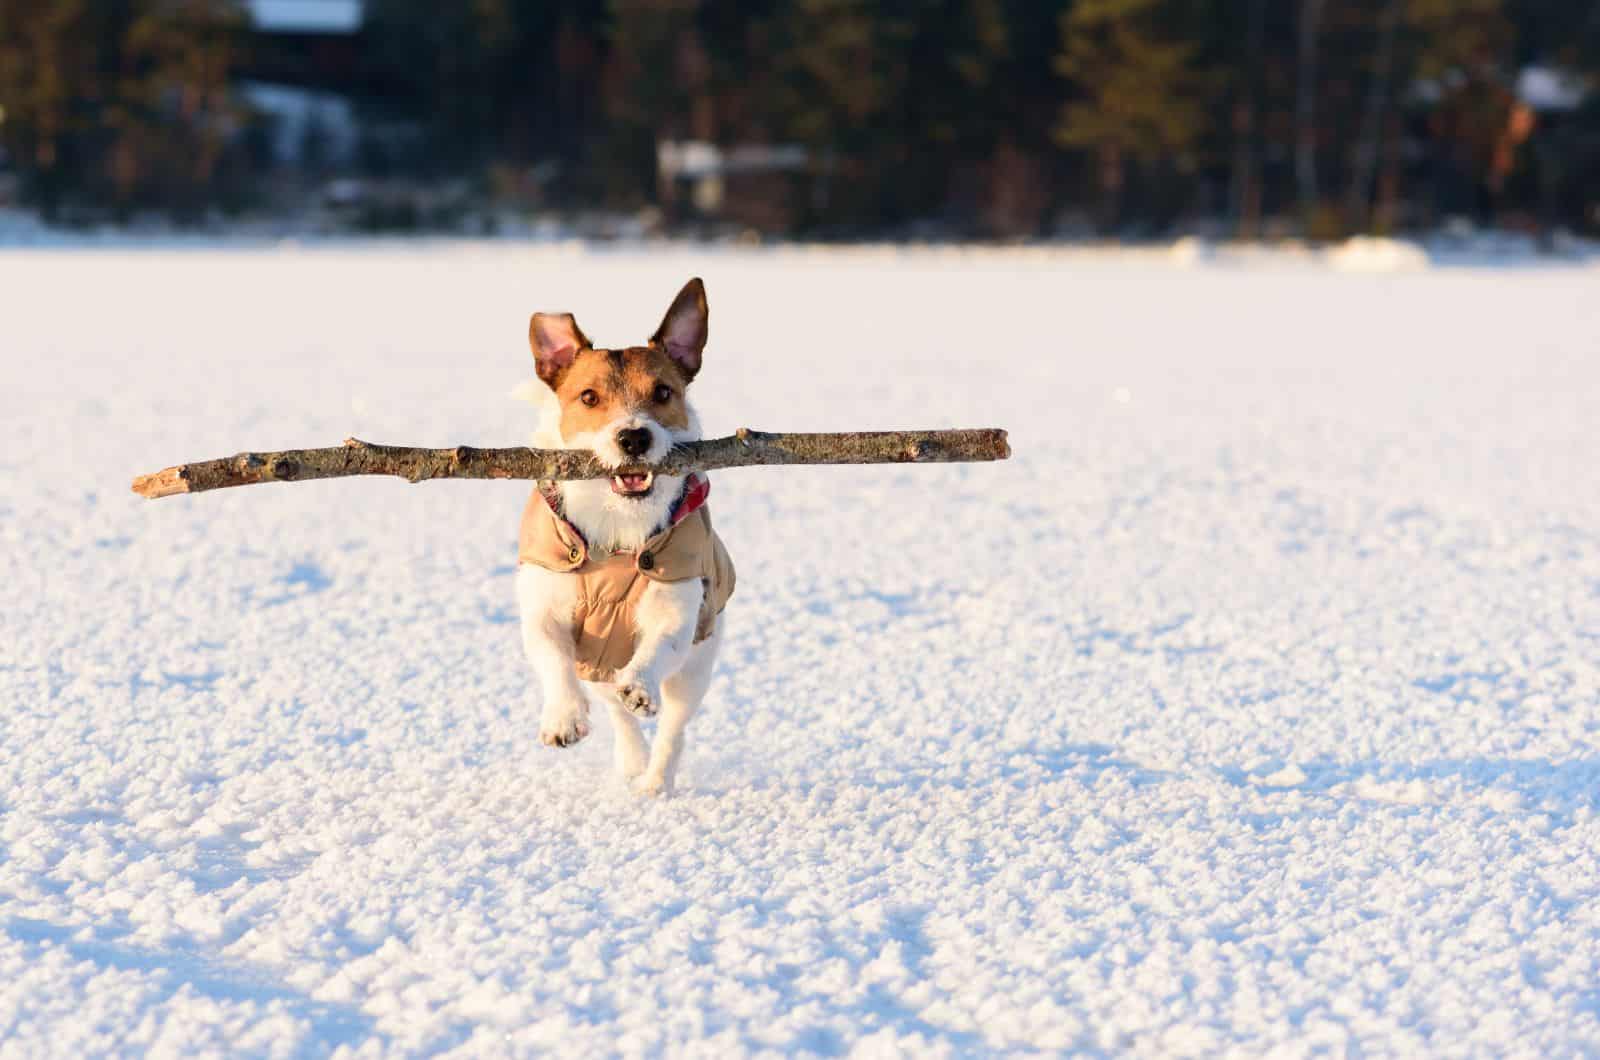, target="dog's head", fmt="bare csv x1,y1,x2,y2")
527,277,708,510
